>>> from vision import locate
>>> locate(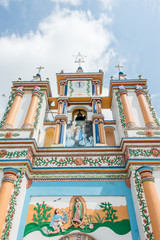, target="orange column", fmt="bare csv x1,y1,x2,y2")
58,101,63,114
60,83,64,96
23,86,41,128
97,101,102,114
99,119,105,144
53,120,61,144
0,168,19,237
95,82,100,96
118,86,135,128
3,87,24,129
138,166,160,240
135,87,155,128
